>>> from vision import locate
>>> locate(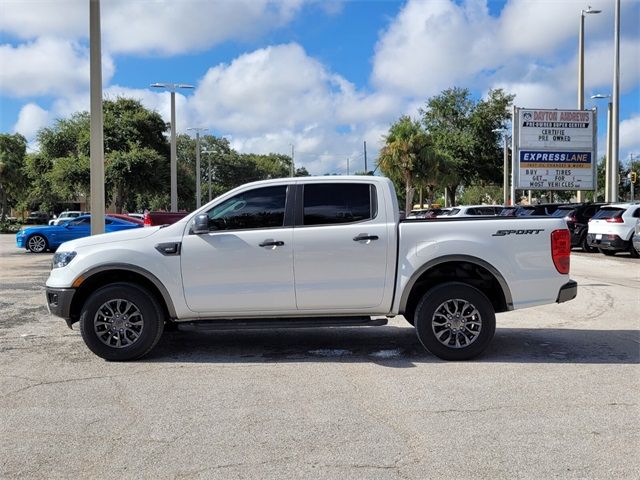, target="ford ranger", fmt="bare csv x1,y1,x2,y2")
45,176,577,361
